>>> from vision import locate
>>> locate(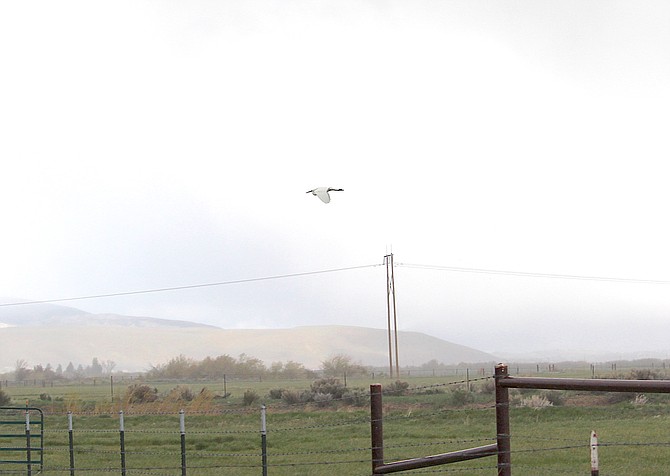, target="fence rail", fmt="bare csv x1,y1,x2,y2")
370,364,670,475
